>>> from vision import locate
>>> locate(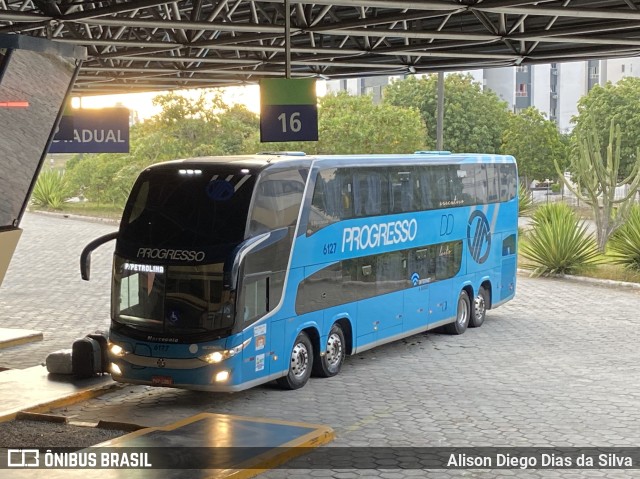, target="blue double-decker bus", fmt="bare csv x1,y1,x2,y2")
82,152,518,391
